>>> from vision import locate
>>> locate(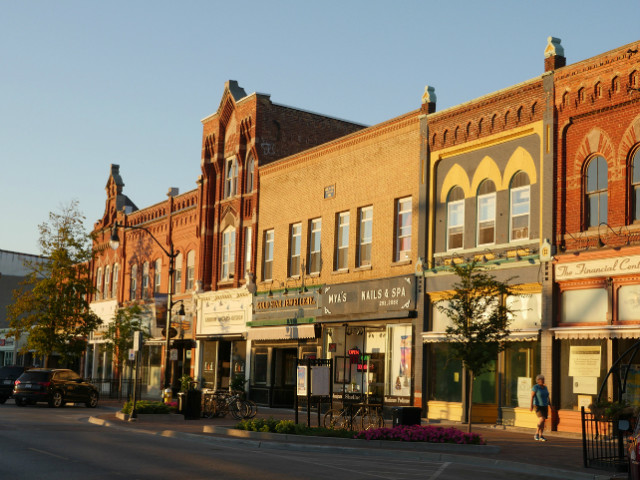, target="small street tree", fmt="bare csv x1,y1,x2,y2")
437,260,513,433
7,201,101,368
102,304,149,397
